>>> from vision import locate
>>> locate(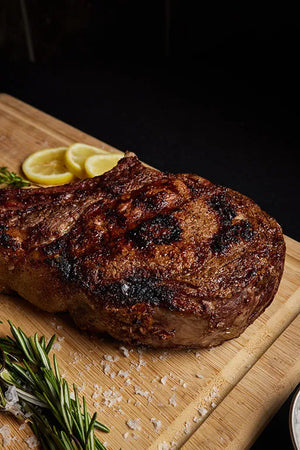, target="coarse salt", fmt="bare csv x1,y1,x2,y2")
198,406,208,416
150,418,162,432
52,342,61,351
158,442,169,450
184,421,191,434
169,393,177,407
0,425,12,447
160,376,168,385
118,370,129,378
25,435,40,448
126,418,141,431
119,346,130,357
